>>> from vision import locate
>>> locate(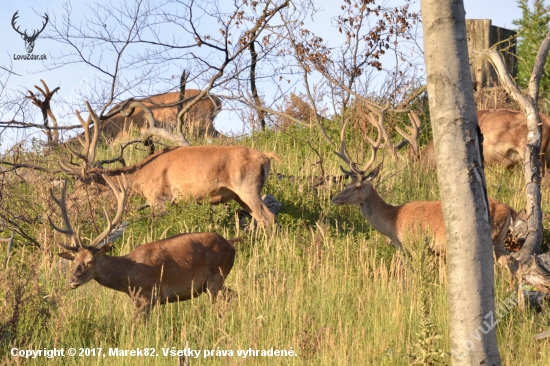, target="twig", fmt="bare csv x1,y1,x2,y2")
0,231,15,265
